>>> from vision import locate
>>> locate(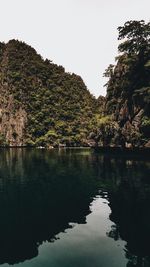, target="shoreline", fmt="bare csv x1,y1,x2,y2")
94,146,150,157
0,145,149,152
